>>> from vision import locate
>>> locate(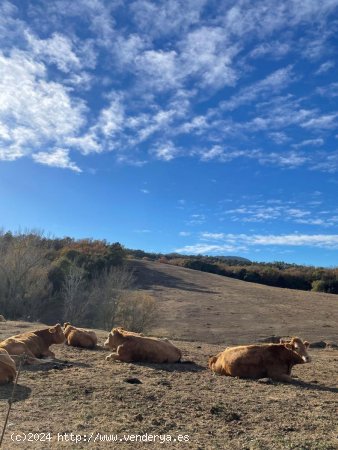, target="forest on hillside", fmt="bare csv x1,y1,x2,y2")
0,232,337,327
0,231,156,330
